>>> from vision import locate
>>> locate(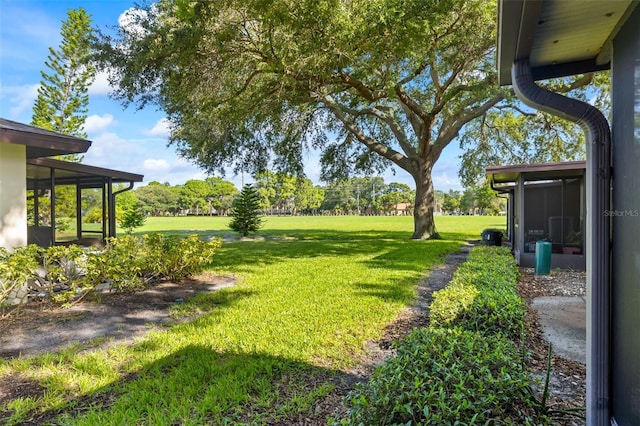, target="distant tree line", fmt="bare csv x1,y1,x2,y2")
437,185,506,216
113,173,504,218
